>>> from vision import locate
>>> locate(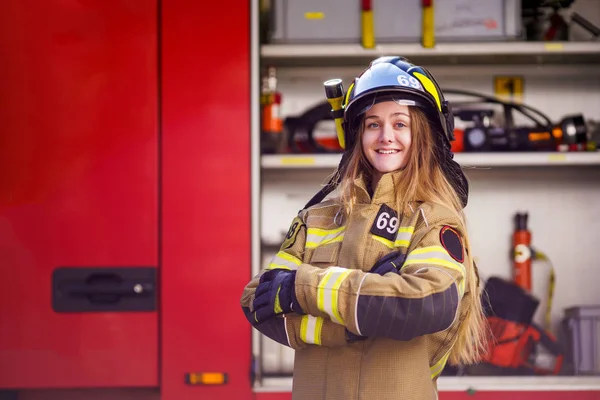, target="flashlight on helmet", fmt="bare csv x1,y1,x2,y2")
324,78,346,149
